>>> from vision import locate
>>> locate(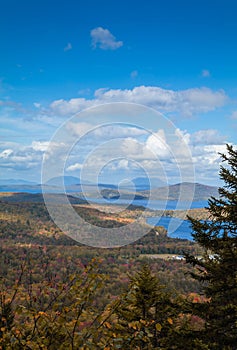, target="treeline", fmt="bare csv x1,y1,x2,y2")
0,258,205,350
